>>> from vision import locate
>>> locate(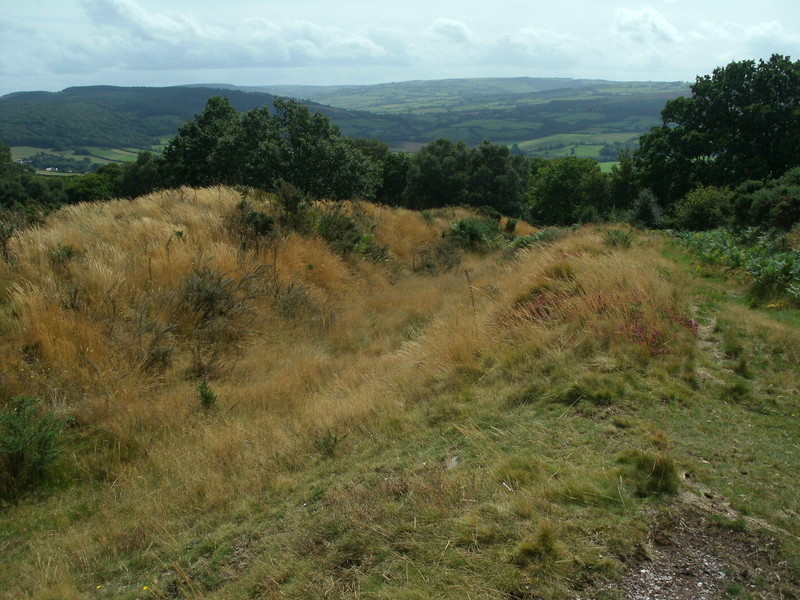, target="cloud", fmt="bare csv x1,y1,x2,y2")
613,8,681,44
486,28,584,69
69,0,415,72
430,19,477,44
